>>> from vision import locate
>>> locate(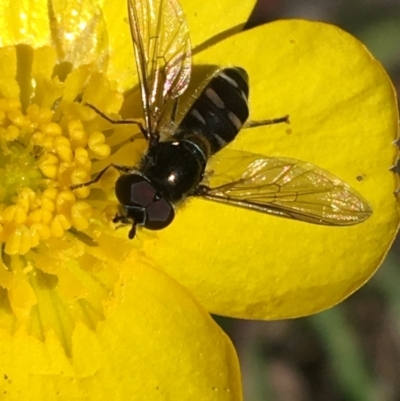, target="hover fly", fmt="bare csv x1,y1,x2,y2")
73,0,372,239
